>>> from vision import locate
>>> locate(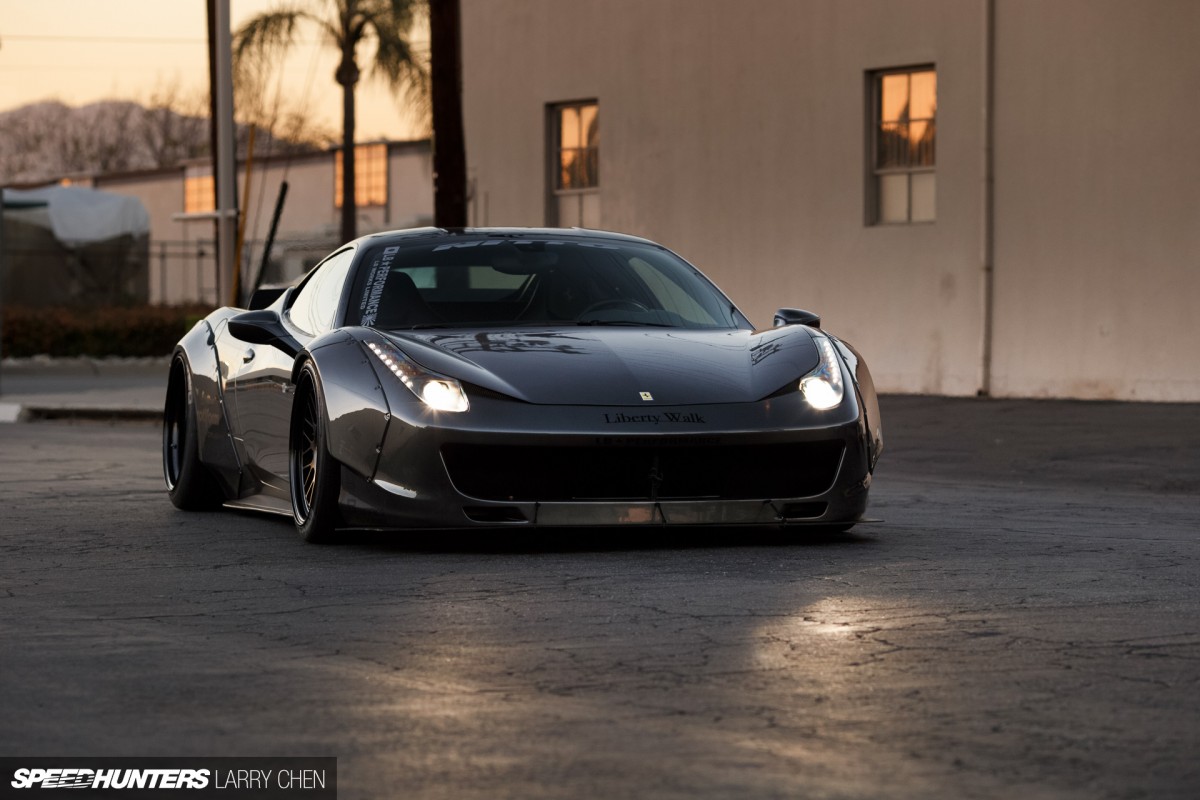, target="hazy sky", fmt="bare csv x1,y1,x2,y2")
0,0,426,140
